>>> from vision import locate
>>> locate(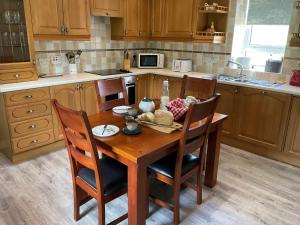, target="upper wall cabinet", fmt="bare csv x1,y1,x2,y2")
91,0,123,17
29,0,90,39
164,0,196,39
0,0,38,83
111,0,151,39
